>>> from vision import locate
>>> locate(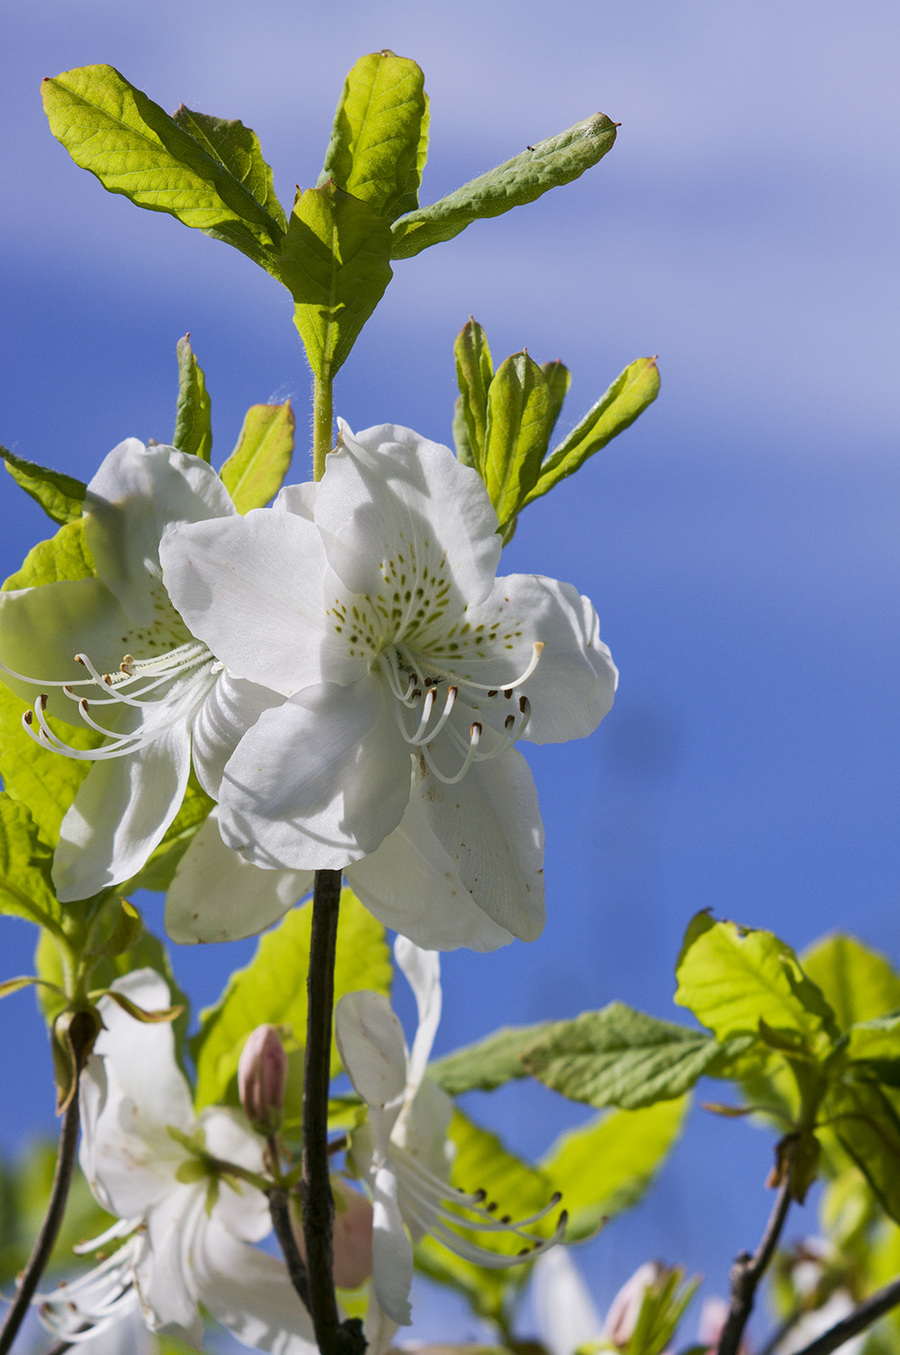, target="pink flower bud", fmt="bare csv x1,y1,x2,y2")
602,1261,664,1349
332,1179,375,1290
238,1024,287,1135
